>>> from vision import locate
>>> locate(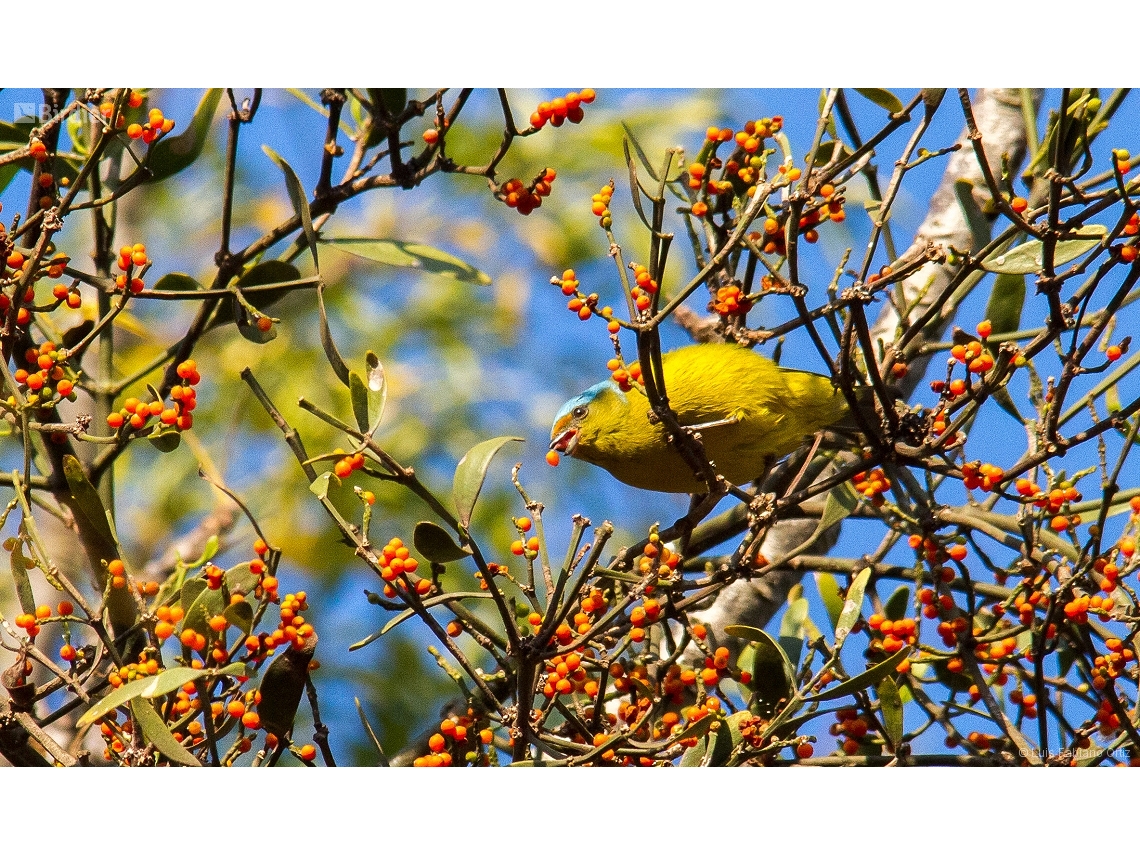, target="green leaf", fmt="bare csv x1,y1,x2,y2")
811,139,847,166
146,89,223,183
815,572,844,631
222,600,254,635
349,371,370,434
354,697,389,767
62,455,118,557
10,539,35,616
679,711,750,767
147,427,181,453
316,282,350,387
980,225,1106,274
364,351,387,429
620,122,659,181
322,238,491,285
77,663,246,727
211,260,301,329
726,625,795,715
854,88,904,114
310,471,338,500
182,581,223,637
884,585,910,621
953,179,993,252
834,567,872,648
61,320,95,351
816,482,858,536
225,562,265,600
413,520,472,563
877,676,904,748
984,273,1026,336
452,436,524,531
187,535,220,570
778,597,809,667
180,577,207,615
152,272,204,292
810,647,910,702
263,144,318,270
130,697,201,766
351,591,493,648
